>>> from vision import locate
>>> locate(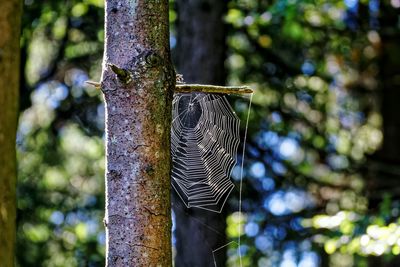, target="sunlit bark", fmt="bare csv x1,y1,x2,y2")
101,1,175,266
